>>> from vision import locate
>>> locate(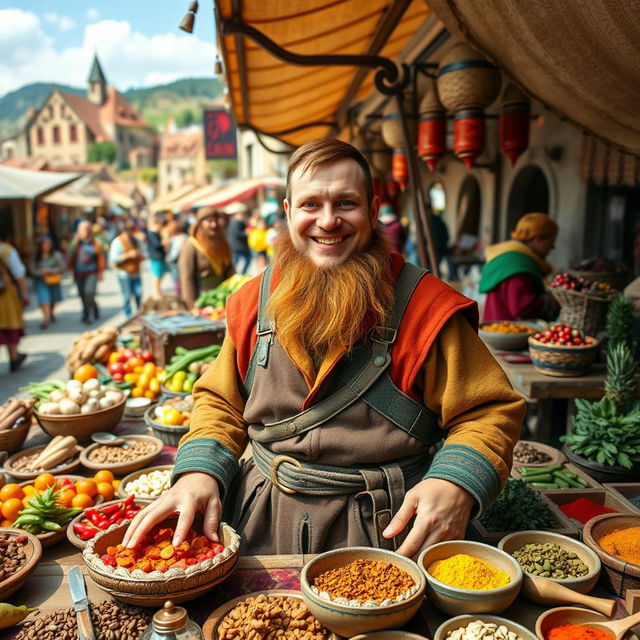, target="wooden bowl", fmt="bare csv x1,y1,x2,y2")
435,614,537,640
350,632,429,640
67,498,153,550
34,396,126,442
0,528,42,600
536,606,639,640
144,406,189,447
81,516,240,606
79,435,163,475
117,465,174,500
528,336,600,377
300,547,426,637
512,441,566,468
0,417,30,454
17,476,103,548
479,321,541,351
583,513,640,598
417,540,522,616
4,444,83,480
498,530,601,594
202,590,340,640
